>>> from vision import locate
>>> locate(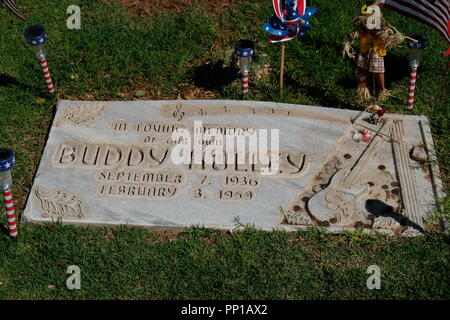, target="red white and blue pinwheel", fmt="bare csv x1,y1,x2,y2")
263,0,317,43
